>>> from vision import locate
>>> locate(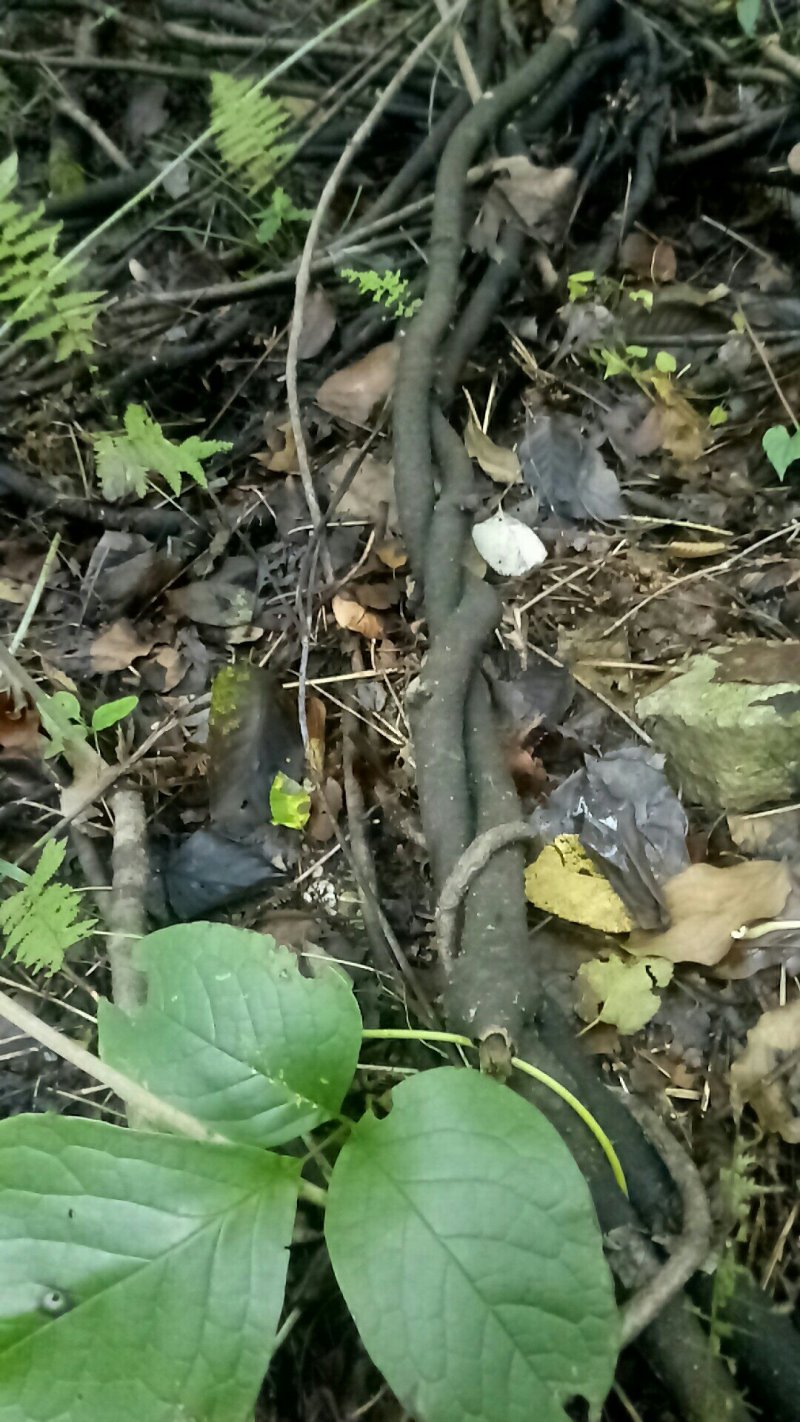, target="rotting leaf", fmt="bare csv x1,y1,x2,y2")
730,999,800,1142
297,286,336,360
315,343,397,425
208,663,303,837
481,158,577,246
576,953,673,1035
331,594,385,639
472,510,547,576
89,619,154,674
327,450,397,526
630,860,791,967
620,232,676,284
464,410,521,485
524,834,634,933
519,411,624,522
